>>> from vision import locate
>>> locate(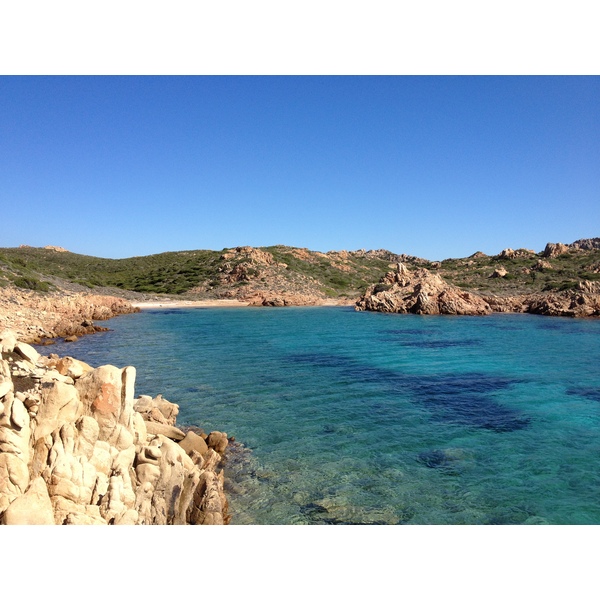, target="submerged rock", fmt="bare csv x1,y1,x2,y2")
417,448,474,471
